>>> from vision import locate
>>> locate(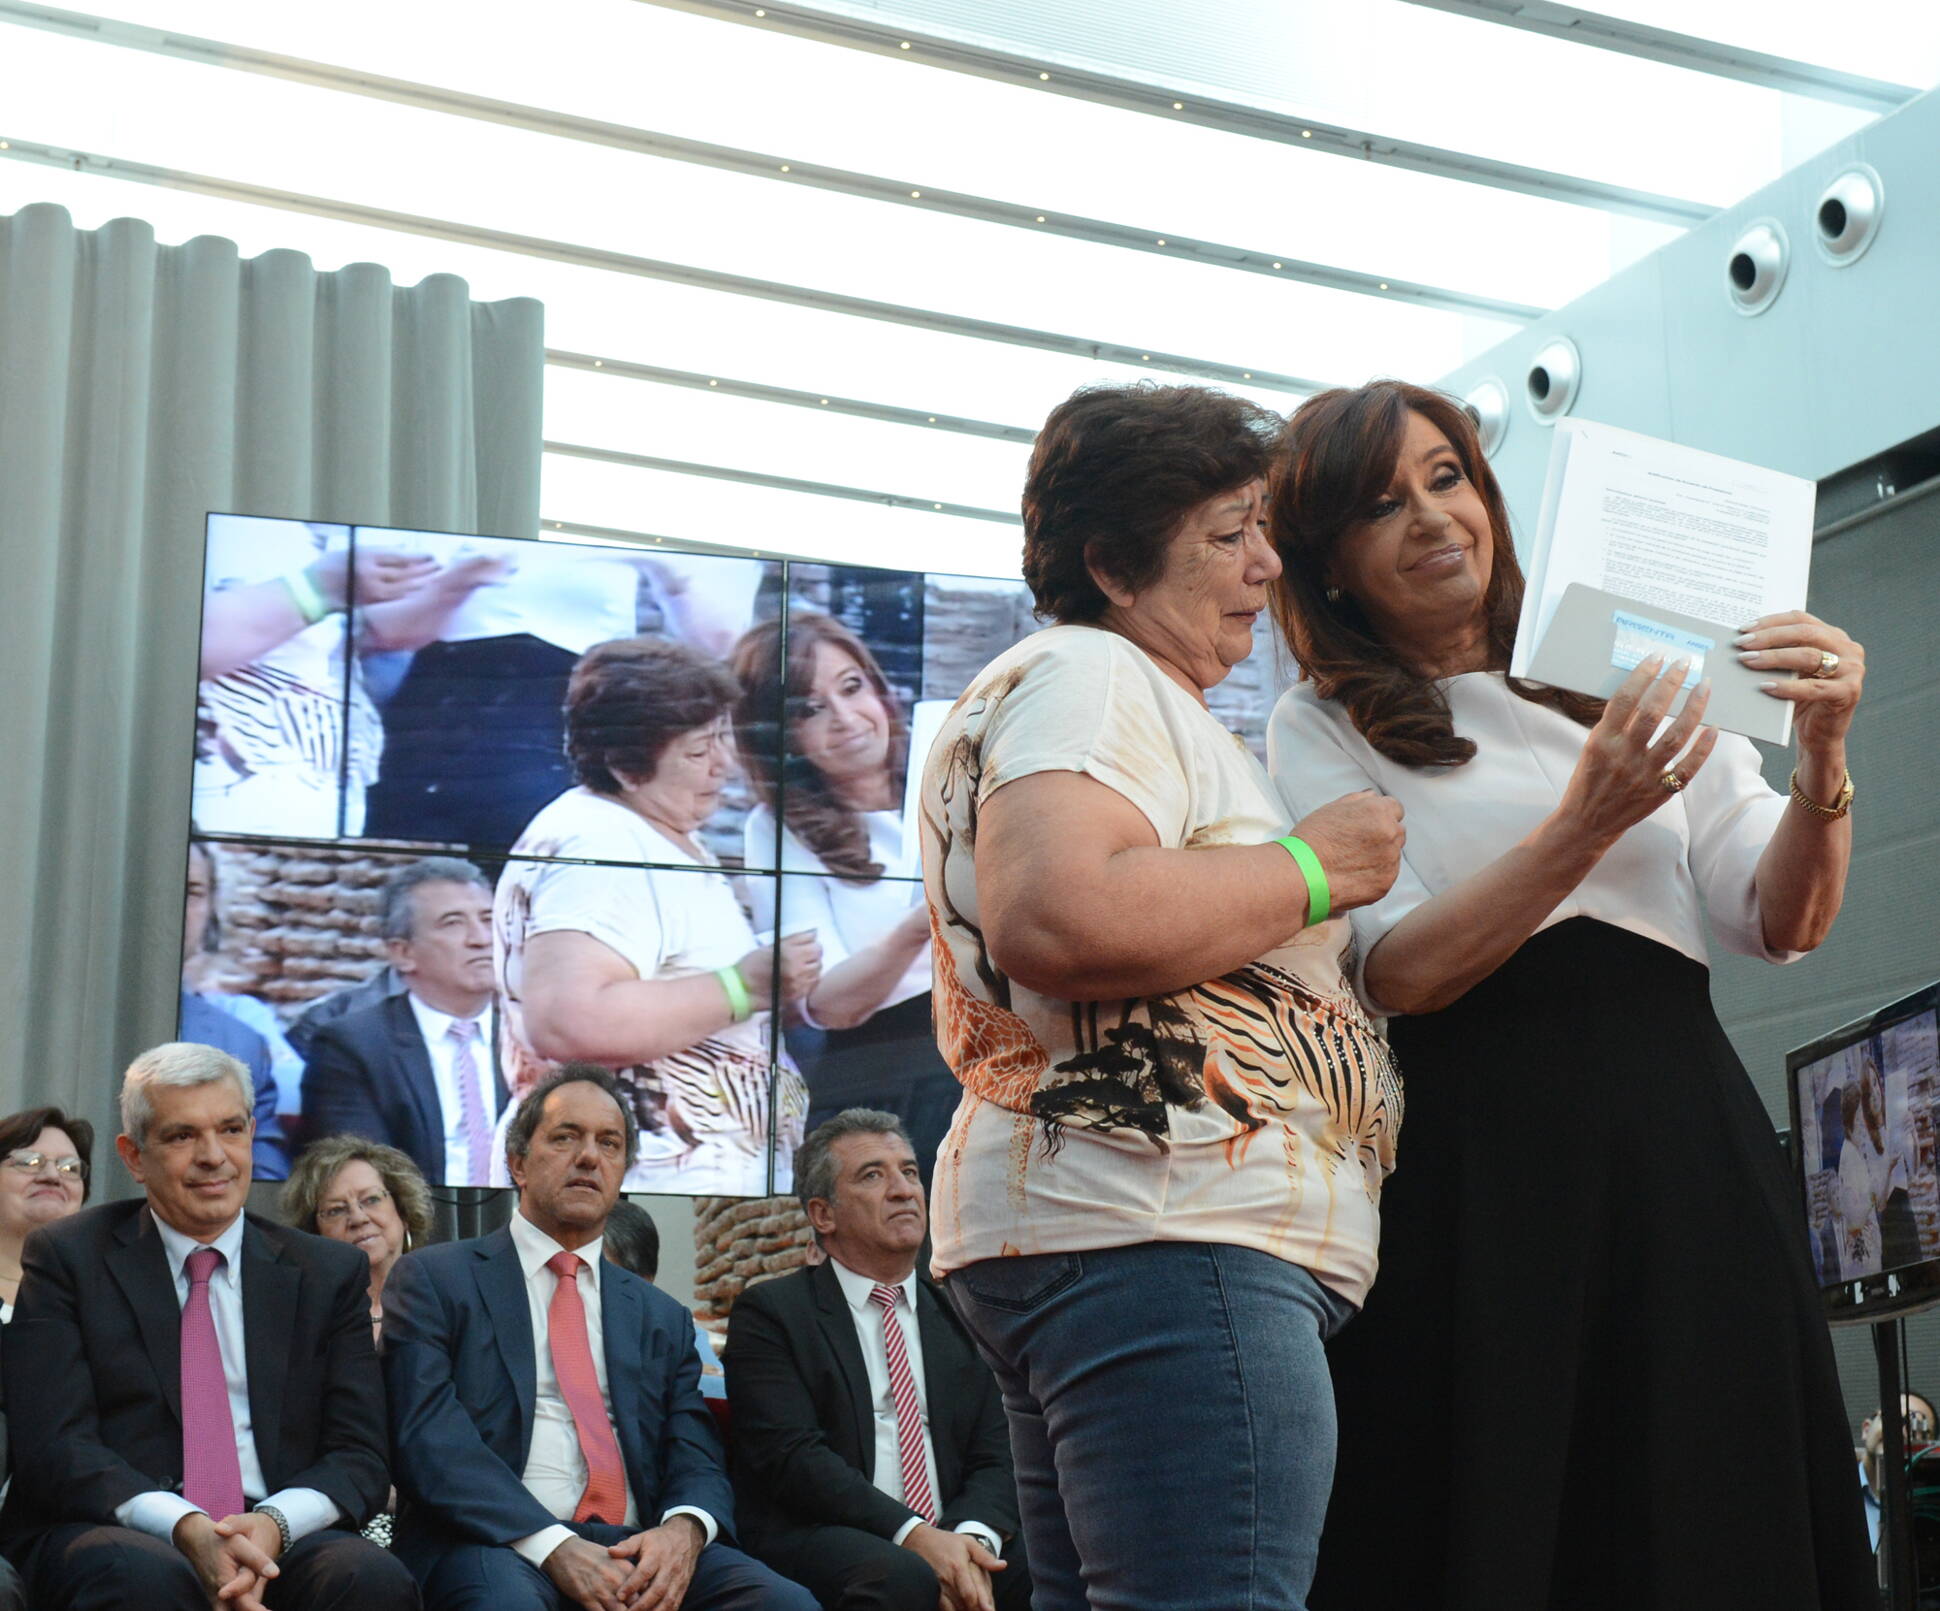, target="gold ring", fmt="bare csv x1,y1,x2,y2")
1661,769,1684,794
1809,649,1840,680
